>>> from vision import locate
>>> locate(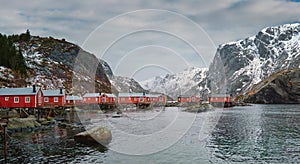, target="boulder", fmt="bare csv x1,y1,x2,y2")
74,127,112,146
